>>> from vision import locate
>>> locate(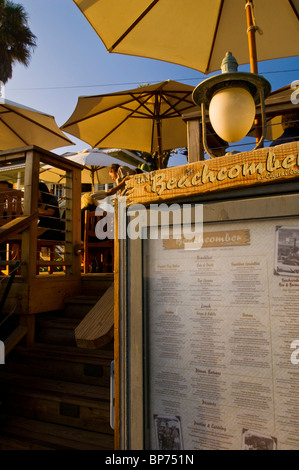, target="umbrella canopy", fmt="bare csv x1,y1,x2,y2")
62,80,198,168
64,148,144,167
39,148,143,187
0,98,74,151
72,0,299,74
